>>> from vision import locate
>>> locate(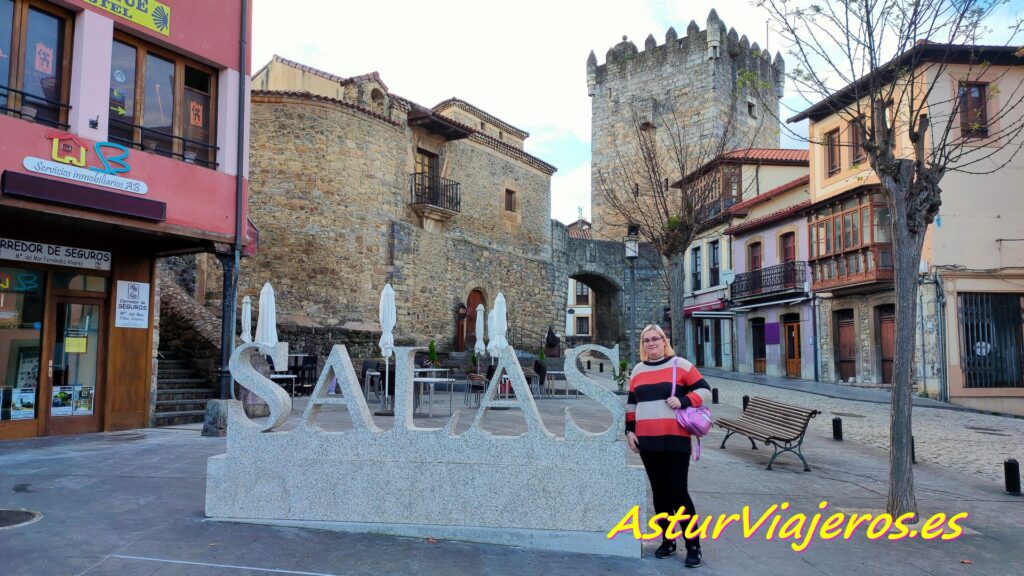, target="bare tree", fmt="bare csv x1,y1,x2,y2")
595,92,765,352
760,0,1024,518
